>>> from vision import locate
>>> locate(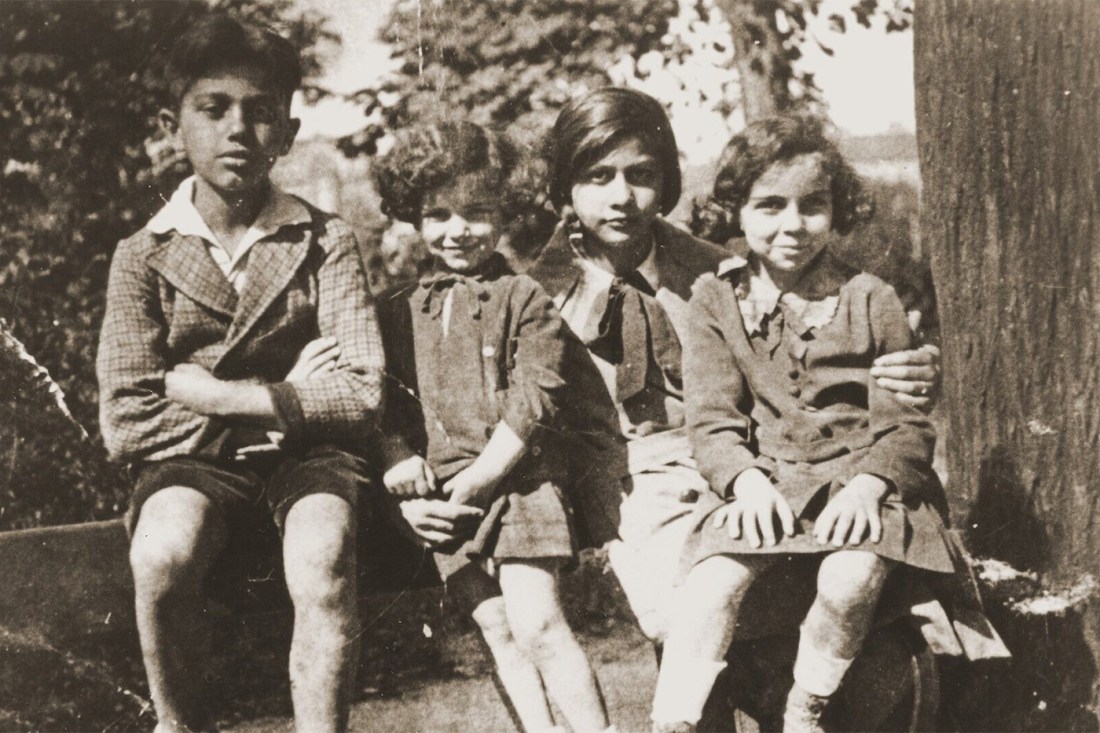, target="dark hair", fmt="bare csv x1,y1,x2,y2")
165,14,302,105
544,87,682,216
372,120,553,248
691,115,873,243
